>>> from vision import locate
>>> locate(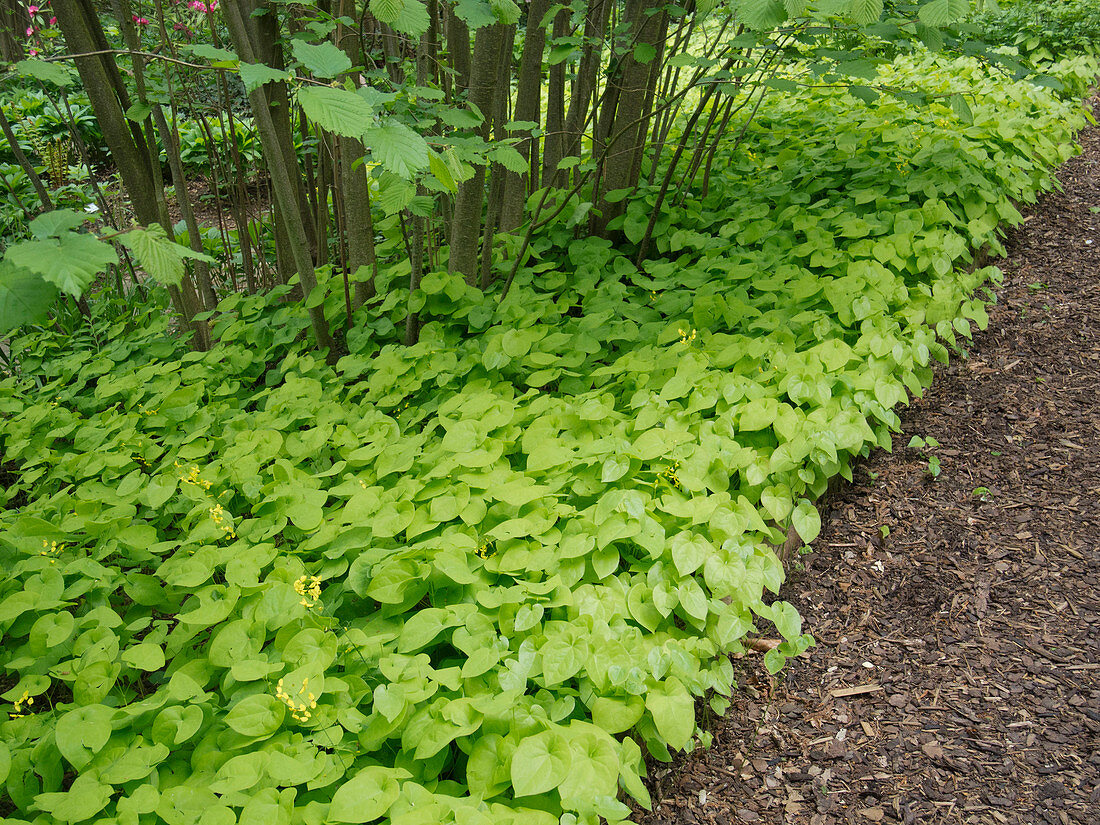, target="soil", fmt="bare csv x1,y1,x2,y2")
635,123,1100,822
